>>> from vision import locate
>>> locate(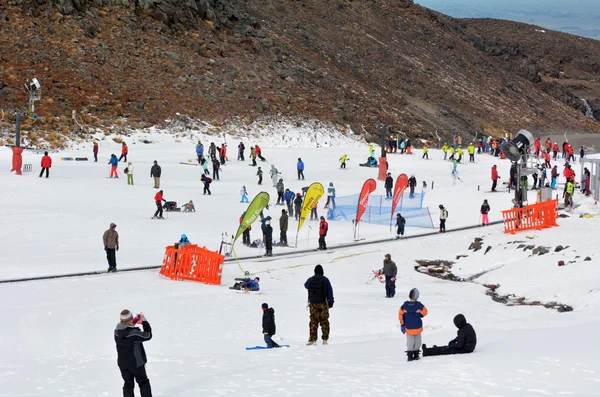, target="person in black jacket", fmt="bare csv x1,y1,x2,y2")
422,314,477,357
304,265,334,345
114,309,153,397
385,173,393,199
261,303,280,348
408,175,417,198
